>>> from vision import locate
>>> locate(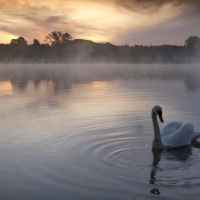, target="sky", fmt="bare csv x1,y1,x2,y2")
0,0,200,46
